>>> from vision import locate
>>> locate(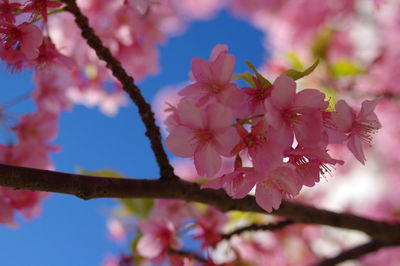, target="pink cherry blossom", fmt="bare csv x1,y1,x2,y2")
165,98,239,177
192,206,227,249
0,22,43,60
202,167,259,199
179,44,243,109
23,0,62,22
286,146,344,187
255,162,301,212
32,66,72,114
137,219,179,263
0,0,21,23
15,110,58,143
264,74,329,148
331,99,381,164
